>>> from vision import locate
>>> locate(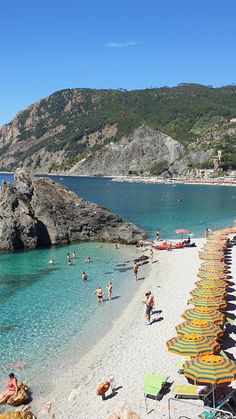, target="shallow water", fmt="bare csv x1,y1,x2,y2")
0,242,144,397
